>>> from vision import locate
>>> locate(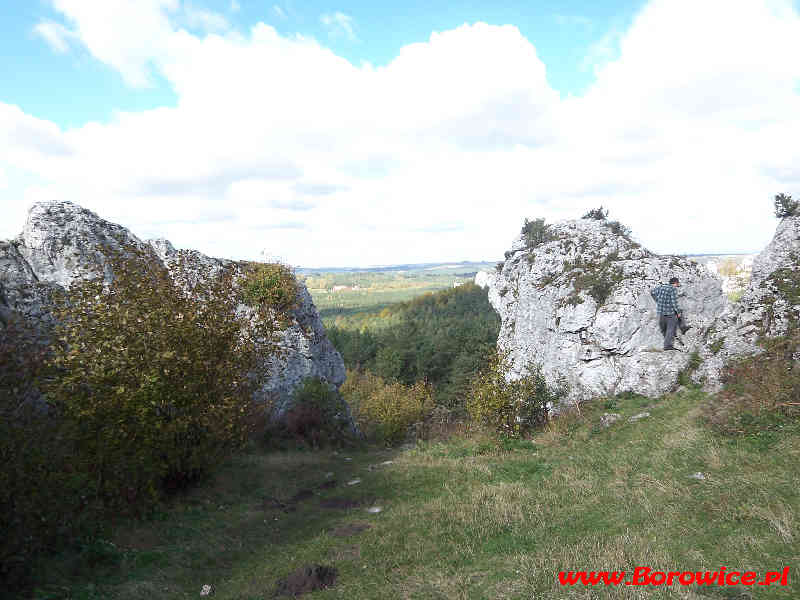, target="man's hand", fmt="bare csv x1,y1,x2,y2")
677,313,681,319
